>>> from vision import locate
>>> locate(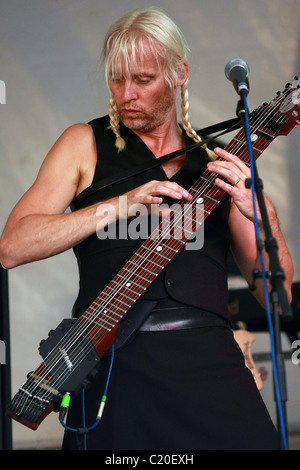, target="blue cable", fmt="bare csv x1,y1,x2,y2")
242,94,288,450
59,343,115,444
